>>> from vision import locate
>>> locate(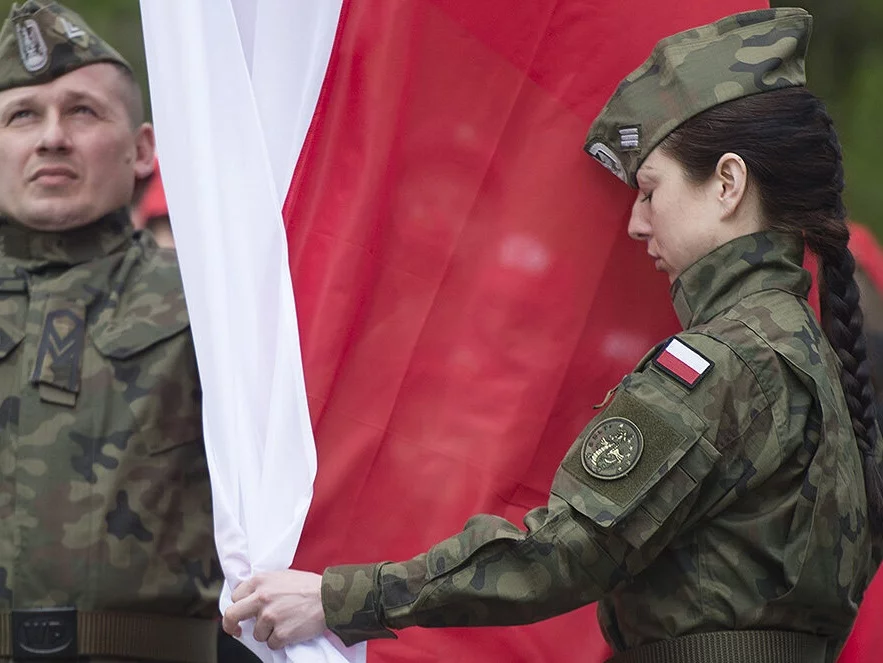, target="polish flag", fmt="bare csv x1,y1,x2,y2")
654,338,712,388
140,1,883,662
